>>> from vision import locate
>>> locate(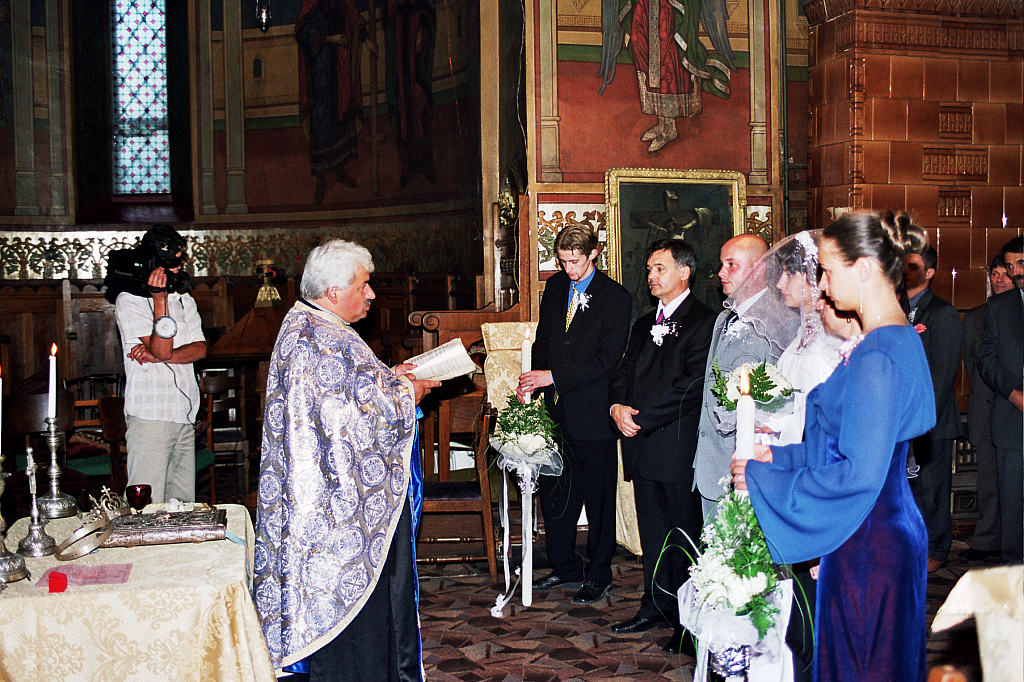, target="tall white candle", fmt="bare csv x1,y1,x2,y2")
735,367,755,462
521,328,532,404
47,344,58,419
